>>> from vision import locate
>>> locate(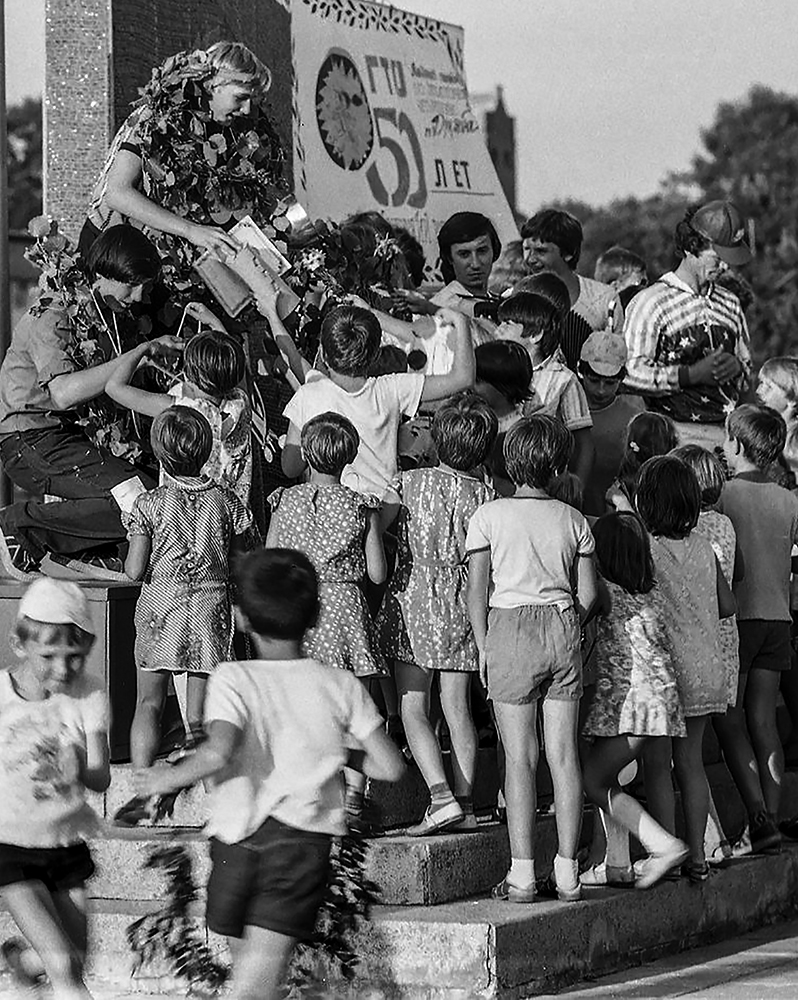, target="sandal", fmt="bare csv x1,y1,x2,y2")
682,860,711,883
1,937,46,988
405,801,464,837
491,876,536,903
